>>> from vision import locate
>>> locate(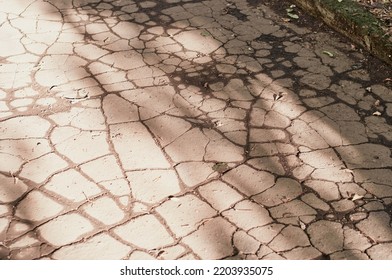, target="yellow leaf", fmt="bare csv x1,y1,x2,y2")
372,111,382,116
